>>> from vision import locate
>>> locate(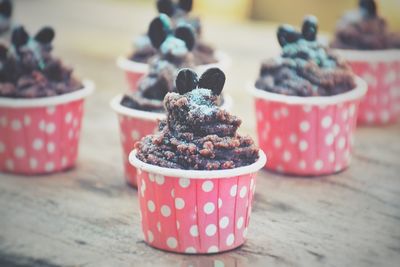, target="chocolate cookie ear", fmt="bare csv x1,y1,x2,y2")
12,26,29,48
359,0,377,17
277,24,301,47
148,15,171,49
176,68,198,95
178,0,193,12
157,0,175,16
302,15,318,41
199,68,225,95
0,44,7,60
175,26,195,51
35,27,55,44
0,0,12,18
